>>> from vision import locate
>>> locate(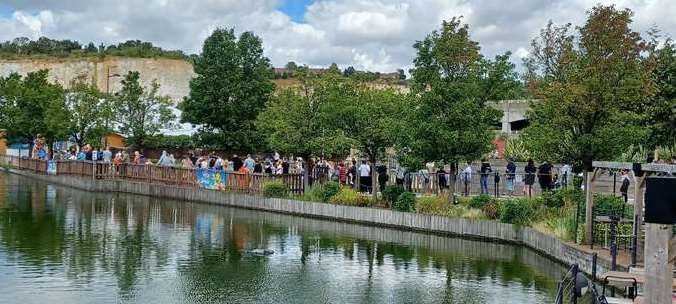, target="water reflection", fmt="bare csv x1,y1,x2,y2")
0,173,565,303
